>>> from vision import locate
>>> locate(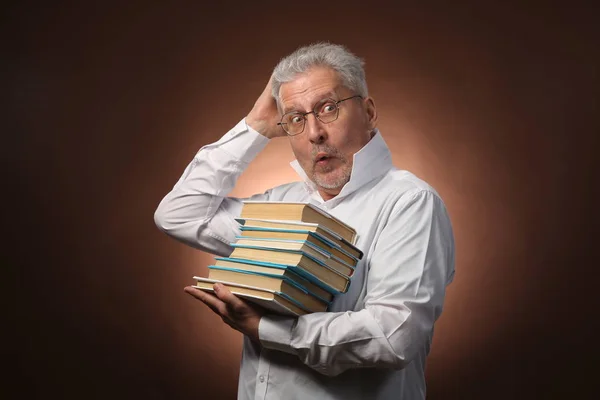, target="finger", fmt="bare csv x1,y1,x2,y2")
213,283,249,314
221,316,239,330
184,287,242,333
184,286,228,316
184,286,217,302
